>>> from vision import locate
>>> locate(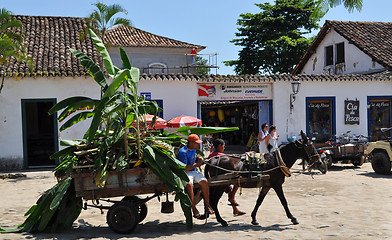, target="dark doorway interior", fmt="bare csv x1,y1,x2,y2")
200,101,259,146
23,100,57,167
